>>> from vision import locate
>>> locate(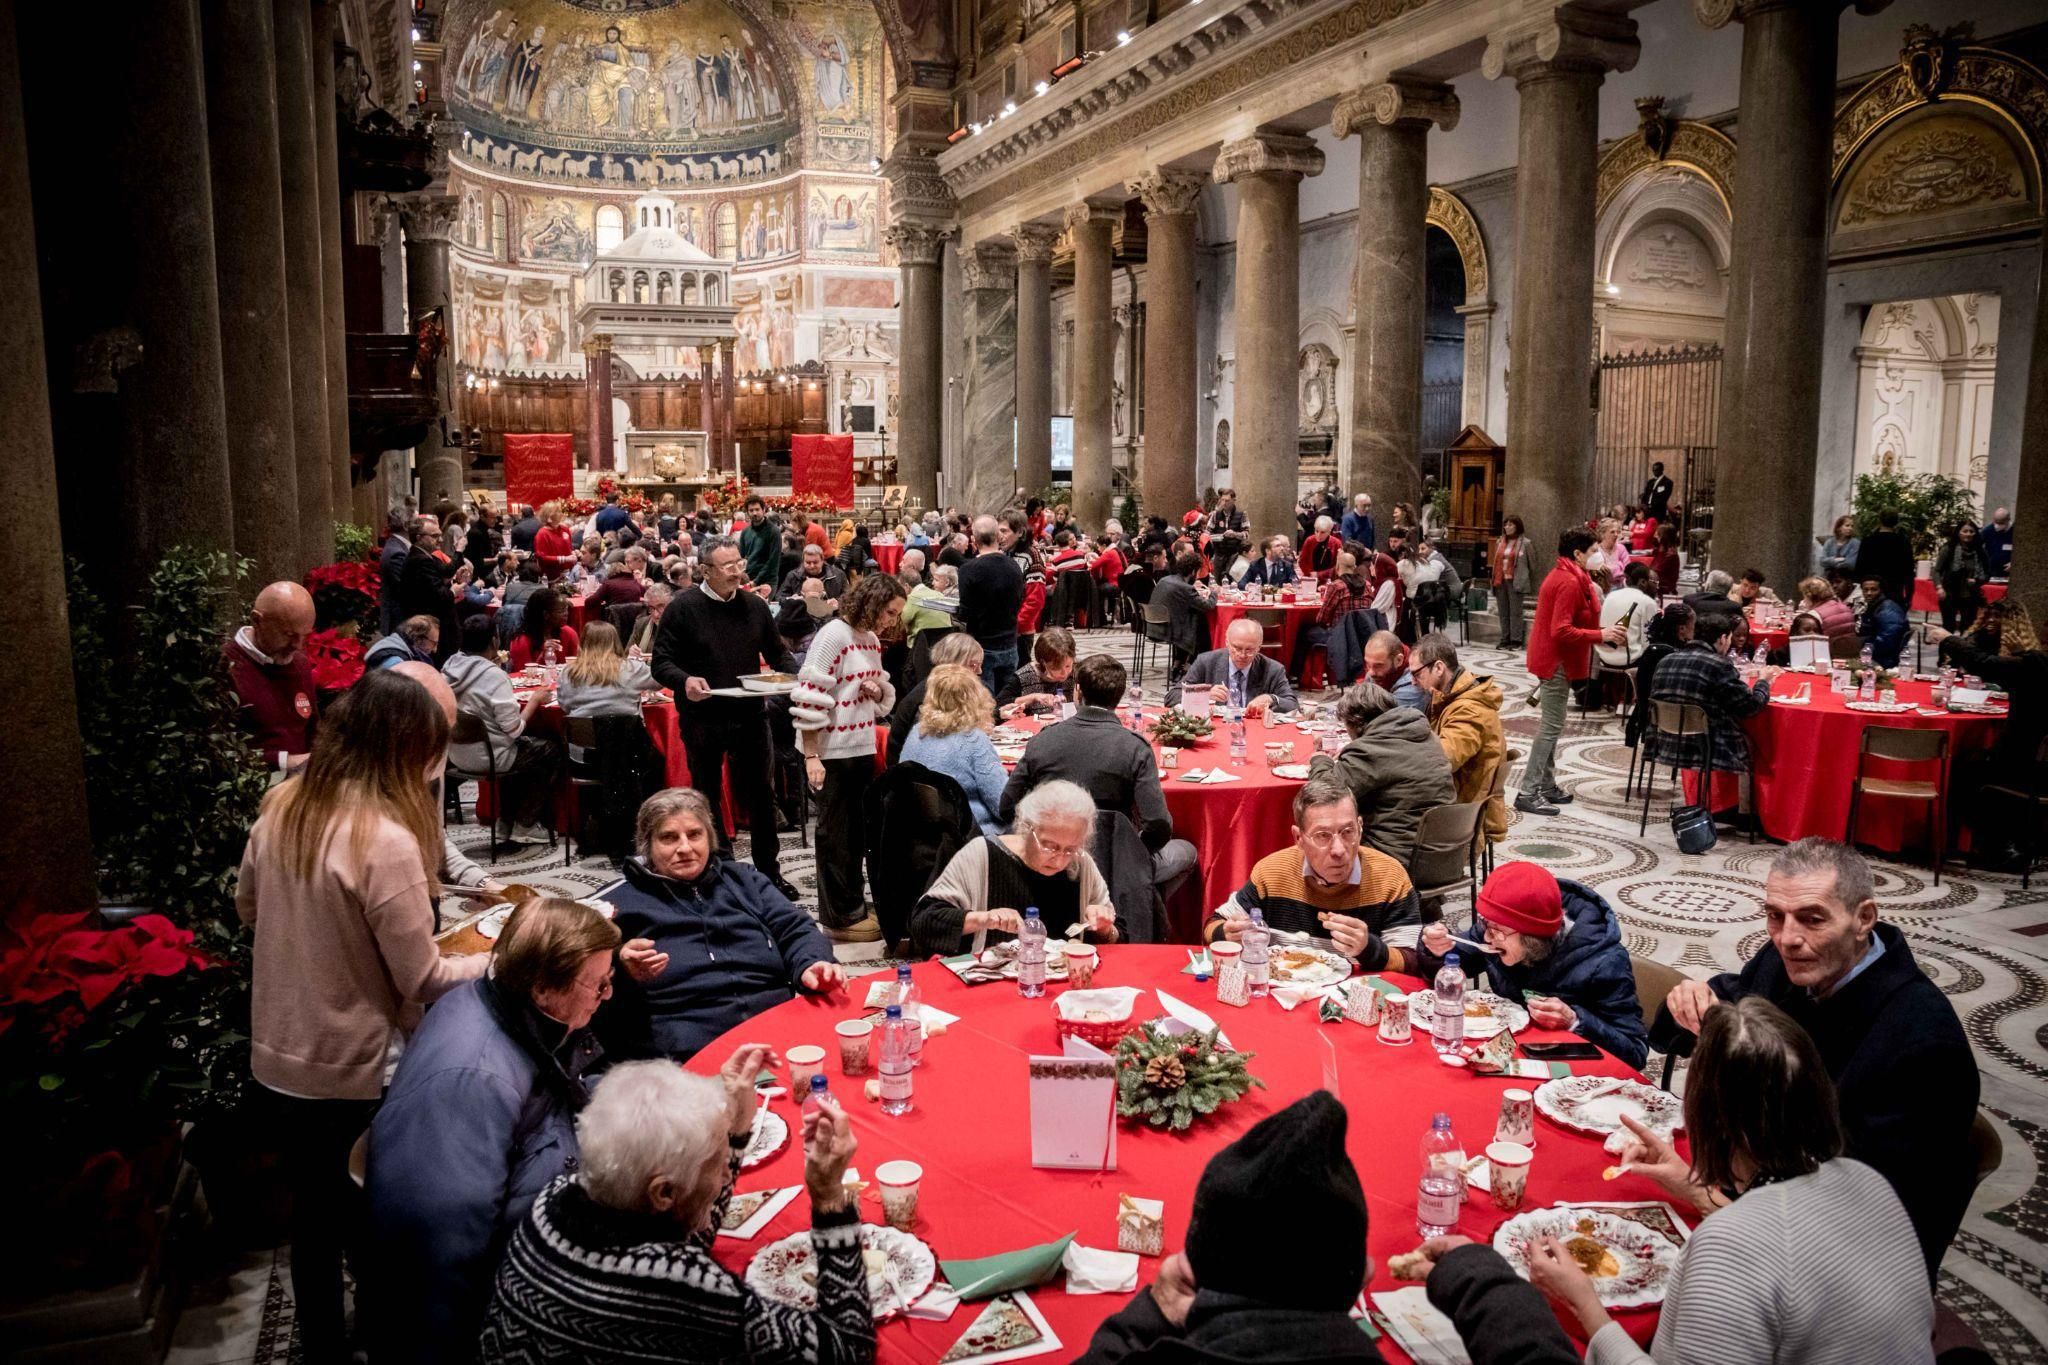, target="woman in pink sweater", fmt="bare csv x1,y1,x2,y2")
235,669,488,1358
